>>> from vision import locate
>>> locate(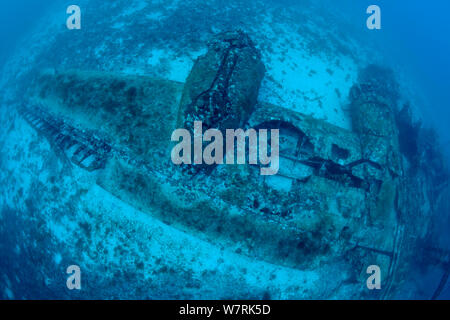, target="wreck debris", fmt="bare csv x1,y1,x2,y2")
19,103,112,171
178,30,265,132
349,65,402,176
176,30,265,173
249,104,384,192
